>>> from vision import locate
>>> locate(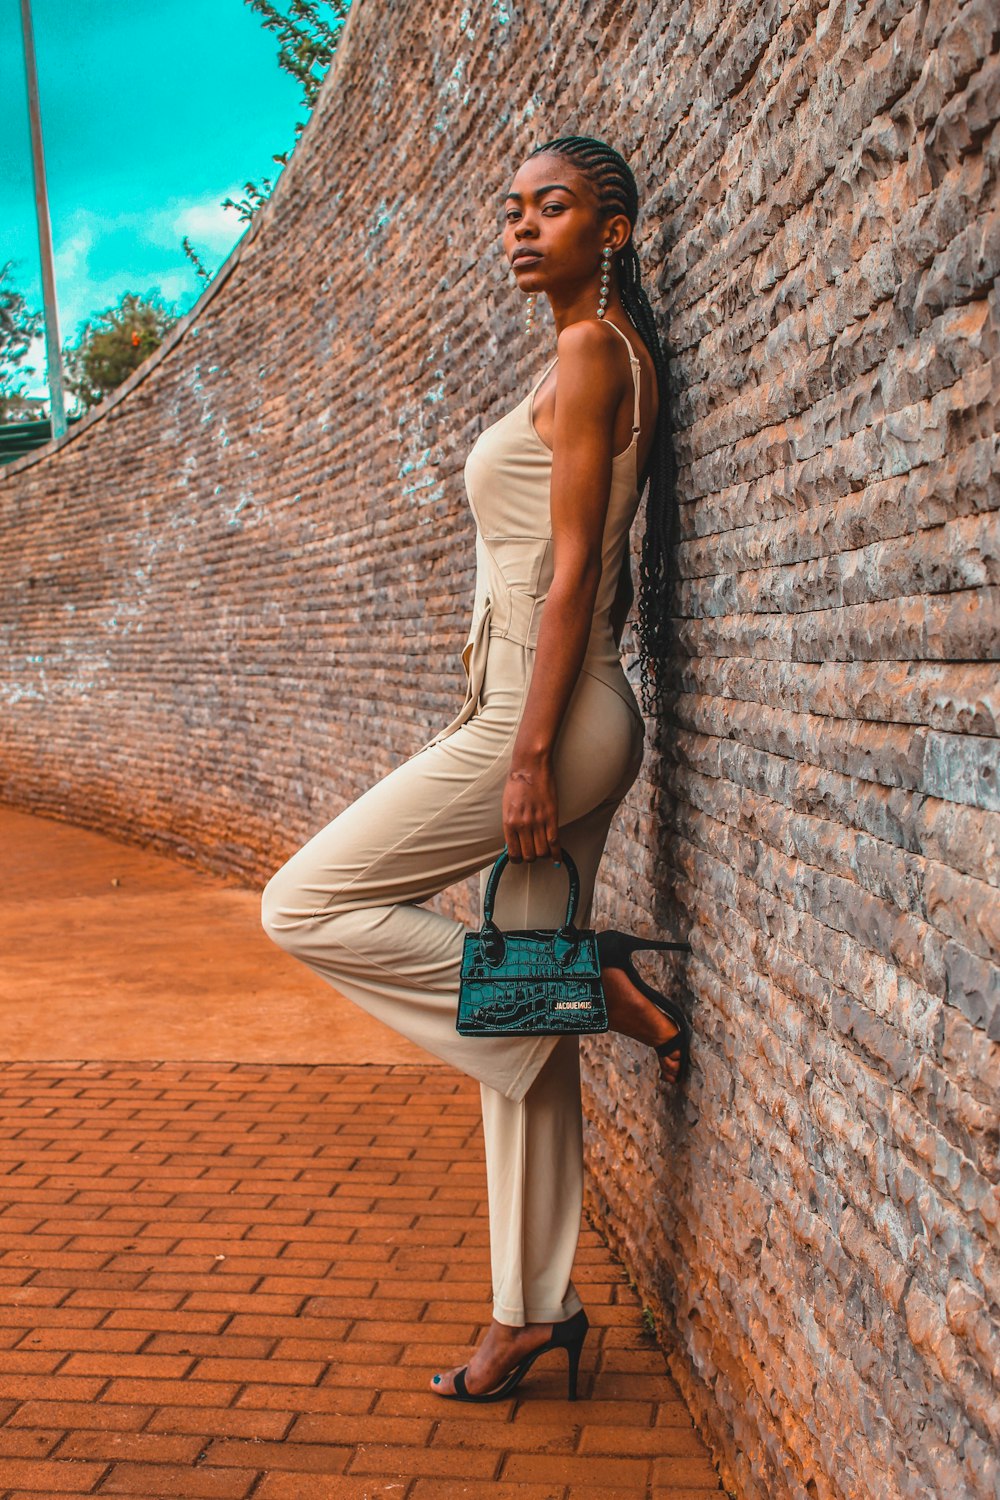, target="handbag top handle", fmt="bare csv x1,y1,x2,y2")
482,847,582,931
